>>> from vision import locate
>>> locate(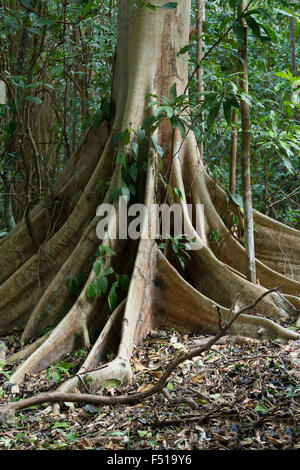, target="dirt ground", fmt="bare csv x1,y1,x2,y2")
0,327,299,451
